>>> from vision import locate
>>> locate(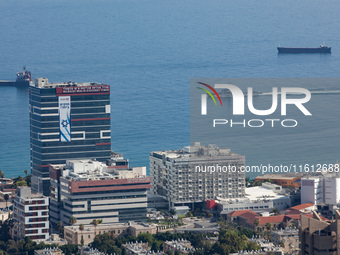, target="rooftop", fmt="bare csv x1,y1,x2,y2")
150,142,244,161
255,173,303,180
289,203,314,211
228,210,259,217
32,78,108,89
64,222,156,232
51,159,146,182
245,186,288,201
